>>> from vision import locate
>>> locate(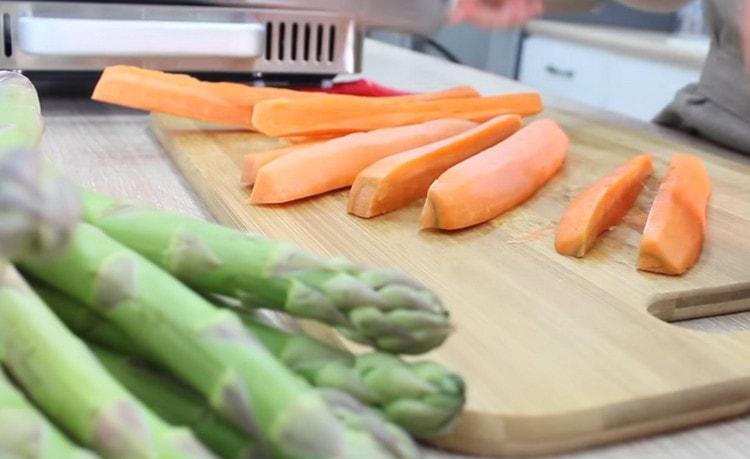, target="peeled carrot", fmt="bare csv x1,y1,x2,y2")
556,154,654,257
421,119,568,230
251,93,542,137
638,154,711,275
92,66,311,129
250,119,477,204
92,66,480,129
241,141,325,186
282,136,338,145
348,114,523,218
